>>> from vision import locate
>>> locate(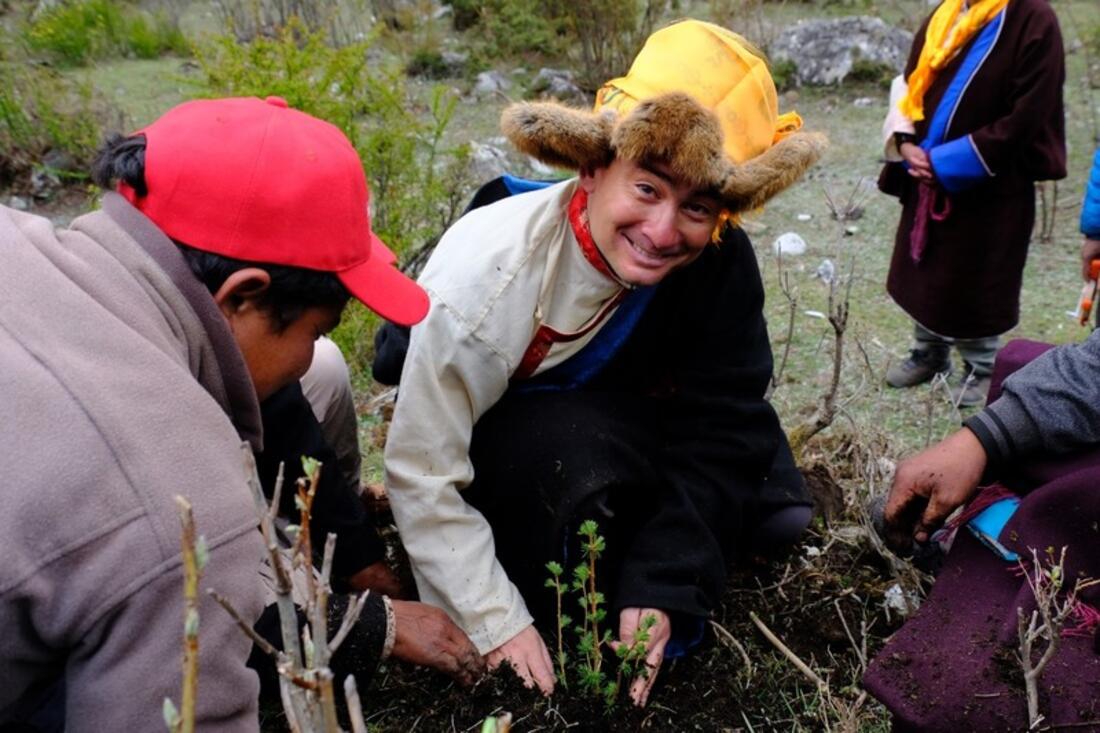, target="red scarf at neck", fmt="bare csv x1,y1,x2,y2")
568,187,622,283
